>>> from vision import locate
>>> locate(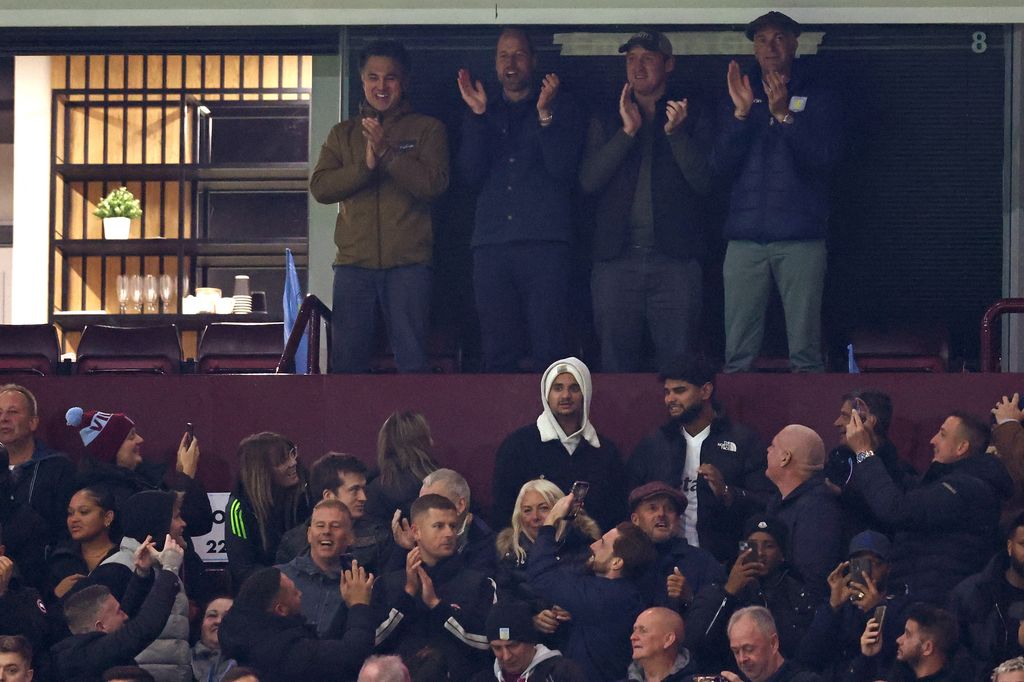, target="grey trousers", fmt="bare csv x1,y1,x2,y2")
723,239,826,373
